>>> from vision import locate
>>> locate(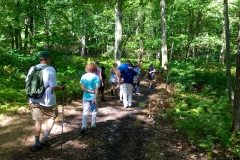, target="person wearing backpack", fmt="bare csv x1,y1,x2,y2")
119,63,138,108
25,51,66,151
